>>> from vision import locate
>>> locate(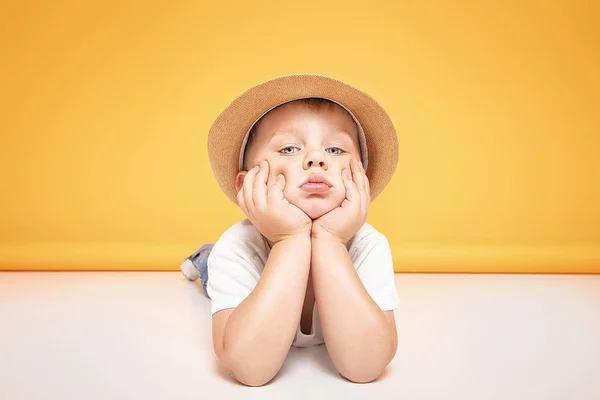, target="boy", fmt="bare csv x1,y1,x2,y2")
181,74,399,386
